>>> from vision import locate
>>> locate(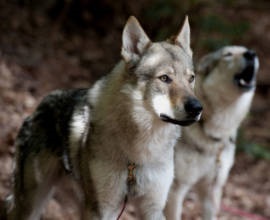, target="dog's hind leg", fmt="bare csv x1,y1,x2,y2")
9,153,63,220
165,181,191,220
